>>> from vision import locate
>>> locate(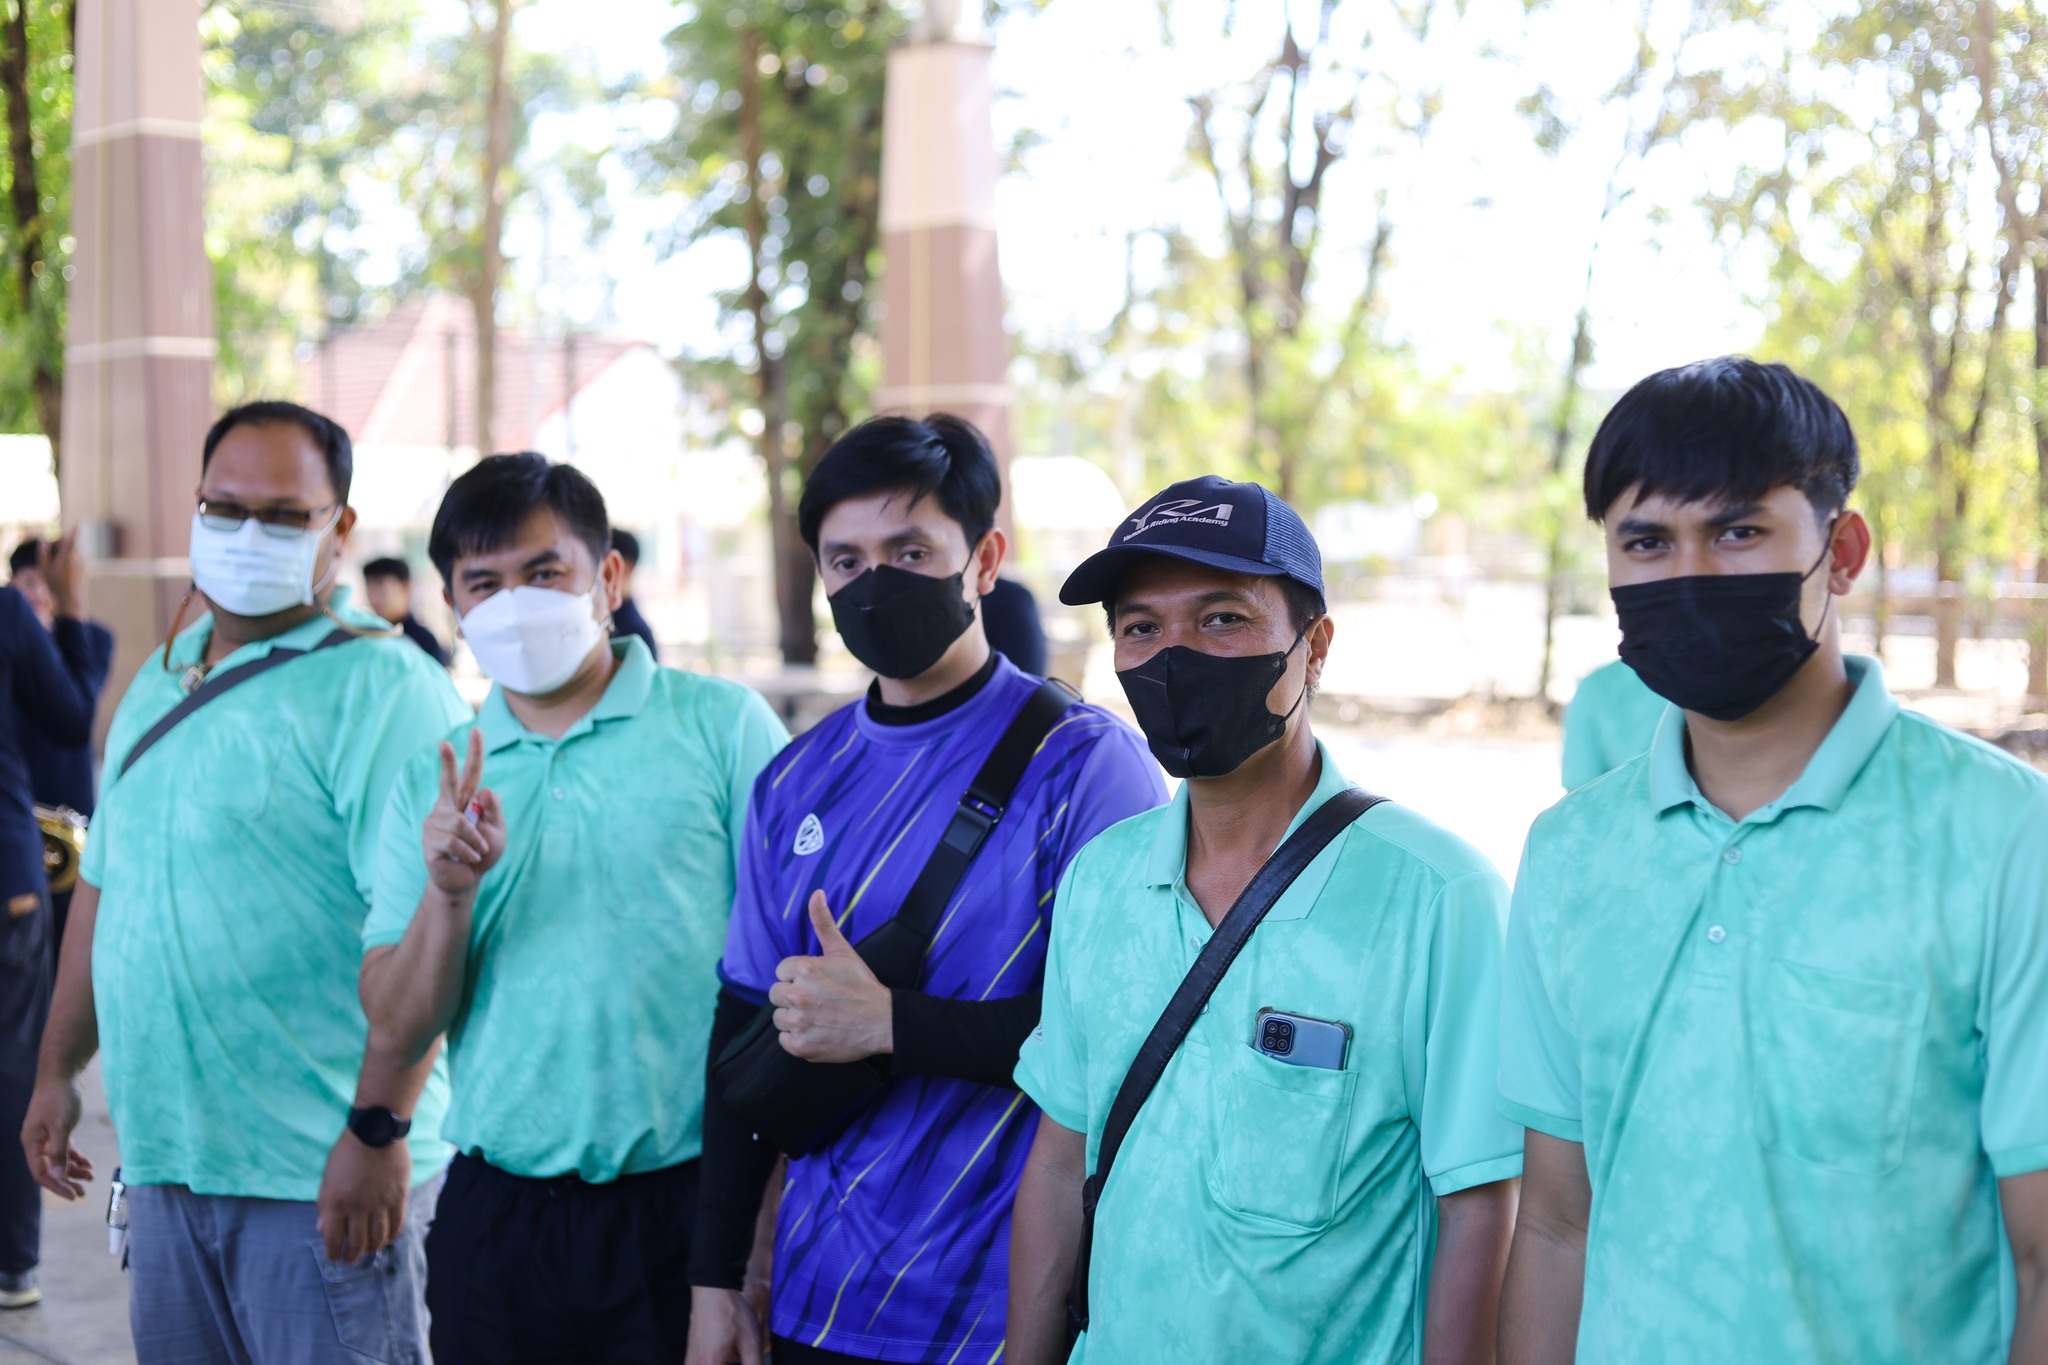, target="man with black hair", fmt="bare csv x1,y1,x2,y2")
0,534,105,1310
609,527,659,657
360,453,786,1362
1498,357,2048,1365
363,556,450,667
21,401,470,1362
687,414,1164,1365
1005,475,1522,1365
